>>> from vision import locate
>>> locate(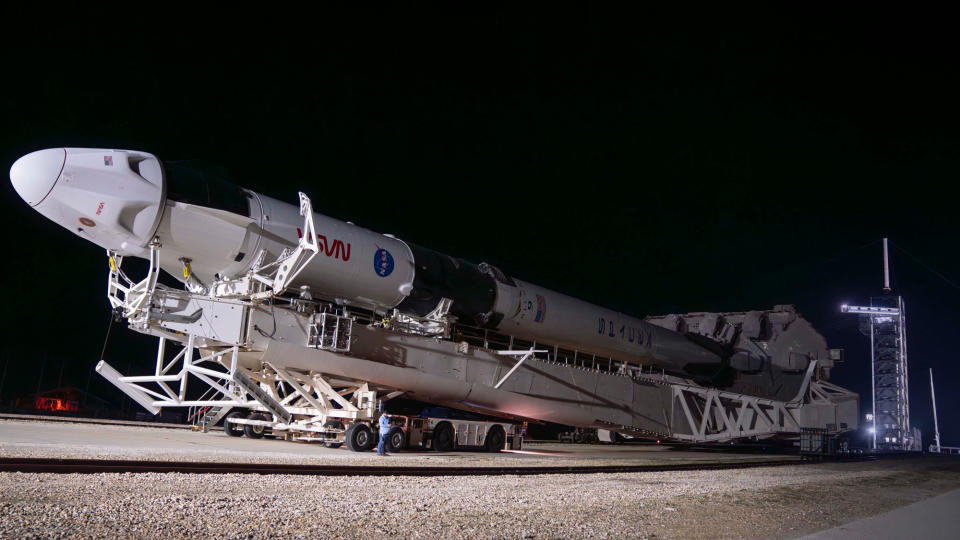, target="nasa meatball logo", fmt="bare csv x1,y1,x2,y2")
374,247,394,277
